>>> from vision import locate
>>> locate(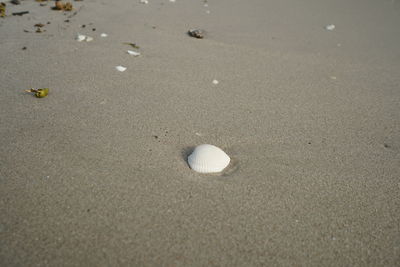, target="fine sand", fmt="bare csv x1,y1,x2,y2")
1,0,399,266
